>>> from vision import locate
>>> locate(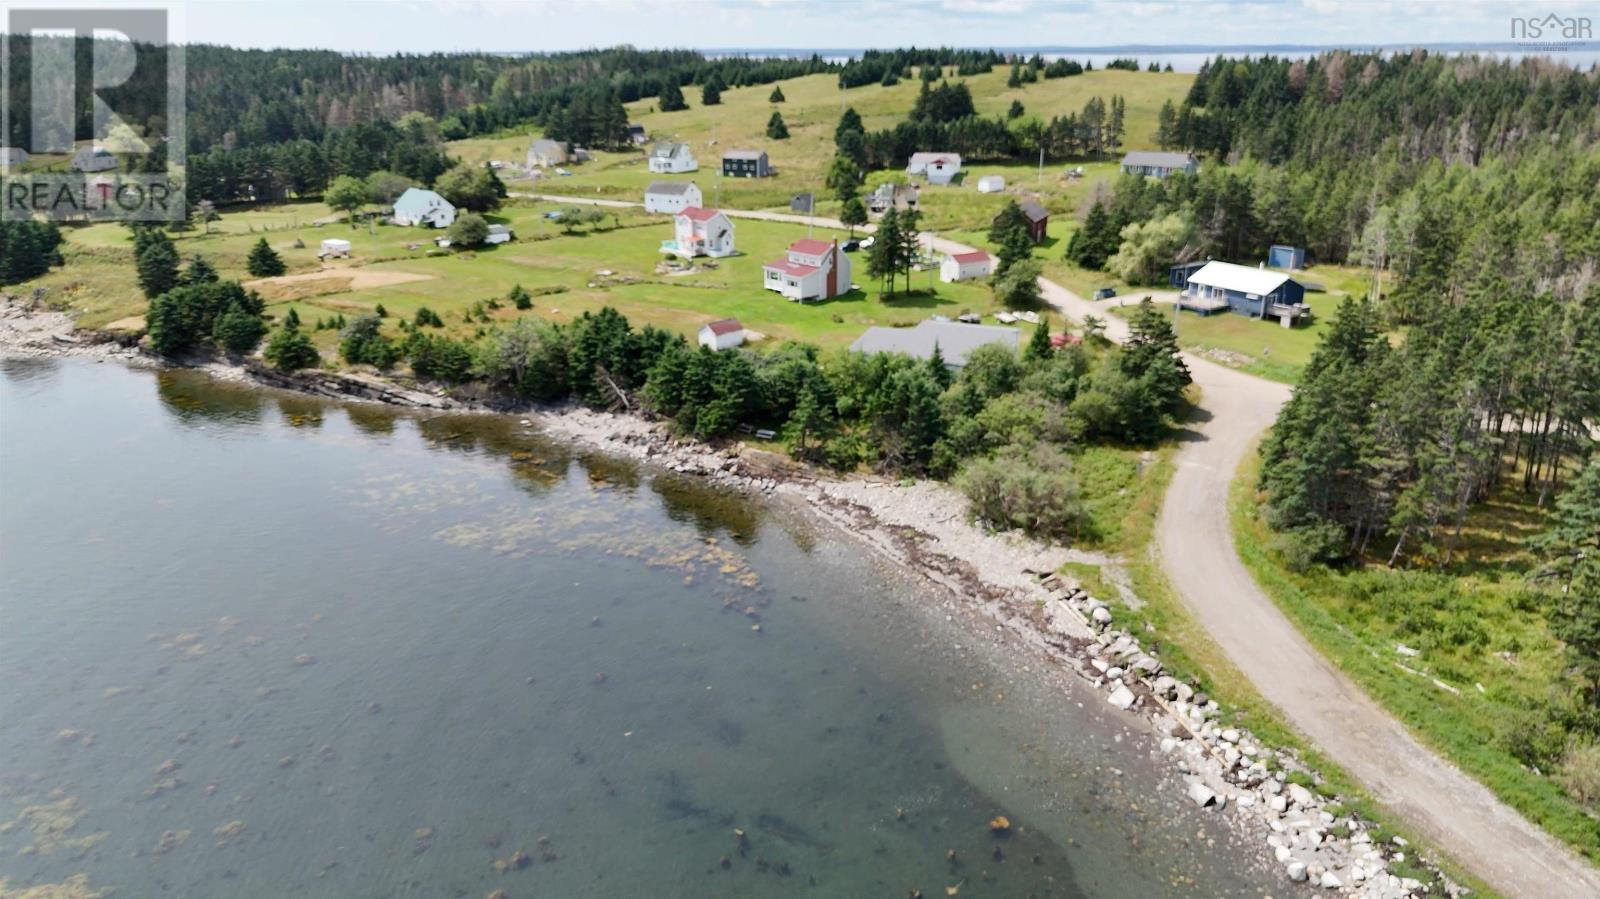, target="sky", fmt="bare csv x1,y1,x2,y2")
20,0,1600,54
